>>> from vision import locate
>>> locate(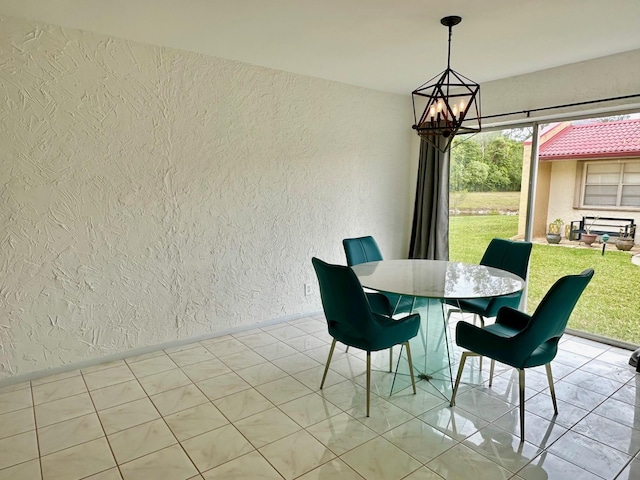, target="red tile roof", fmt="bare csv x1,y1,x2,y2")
539,119,640,160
